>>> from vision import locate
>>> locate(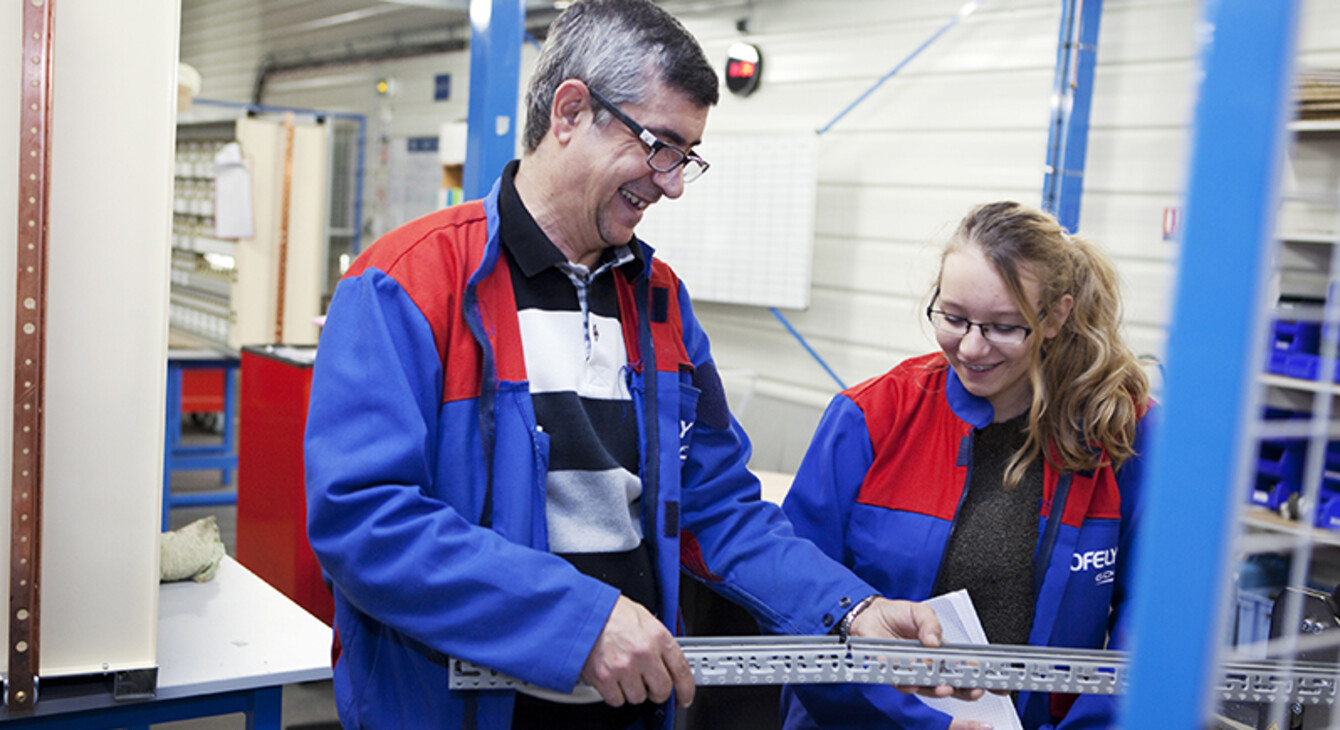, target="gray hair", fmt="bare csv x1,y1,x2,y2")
522,0,719,153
